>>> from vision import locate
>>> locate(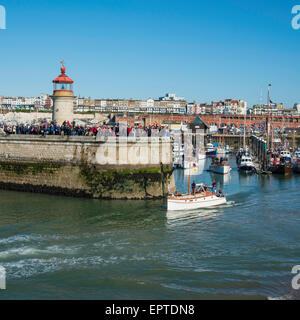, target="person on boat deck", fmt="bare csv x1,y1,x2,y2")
191,181,196,195
217,190,223,197
212,180,217,189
